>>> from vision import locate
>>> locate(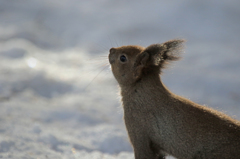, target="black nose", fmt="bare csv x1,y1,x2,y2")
108,48,116,64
